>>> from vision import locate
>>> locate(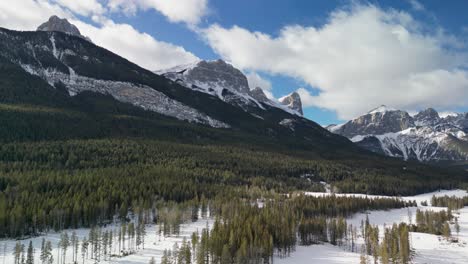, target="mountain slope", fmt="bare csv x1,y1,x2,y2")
0,26,355,152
